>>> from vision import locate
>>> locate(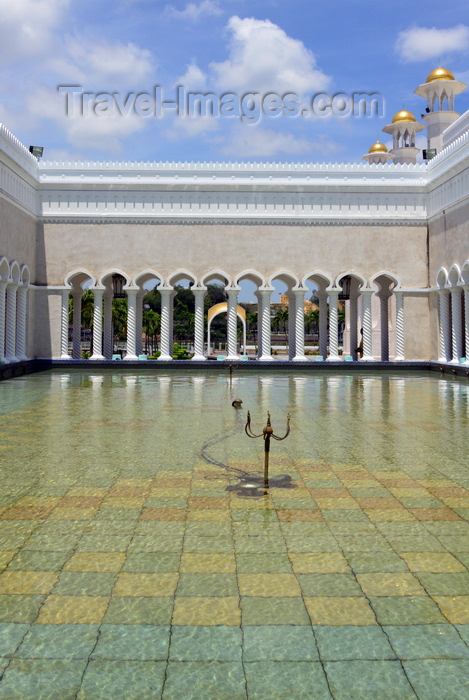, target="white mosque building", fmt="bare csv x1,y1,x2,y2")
1,66,468,364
